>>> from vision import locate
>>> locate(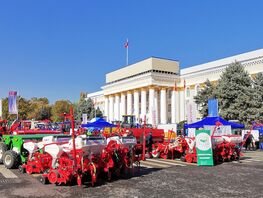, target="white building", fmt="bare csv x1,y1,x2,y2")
87,49,263,127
